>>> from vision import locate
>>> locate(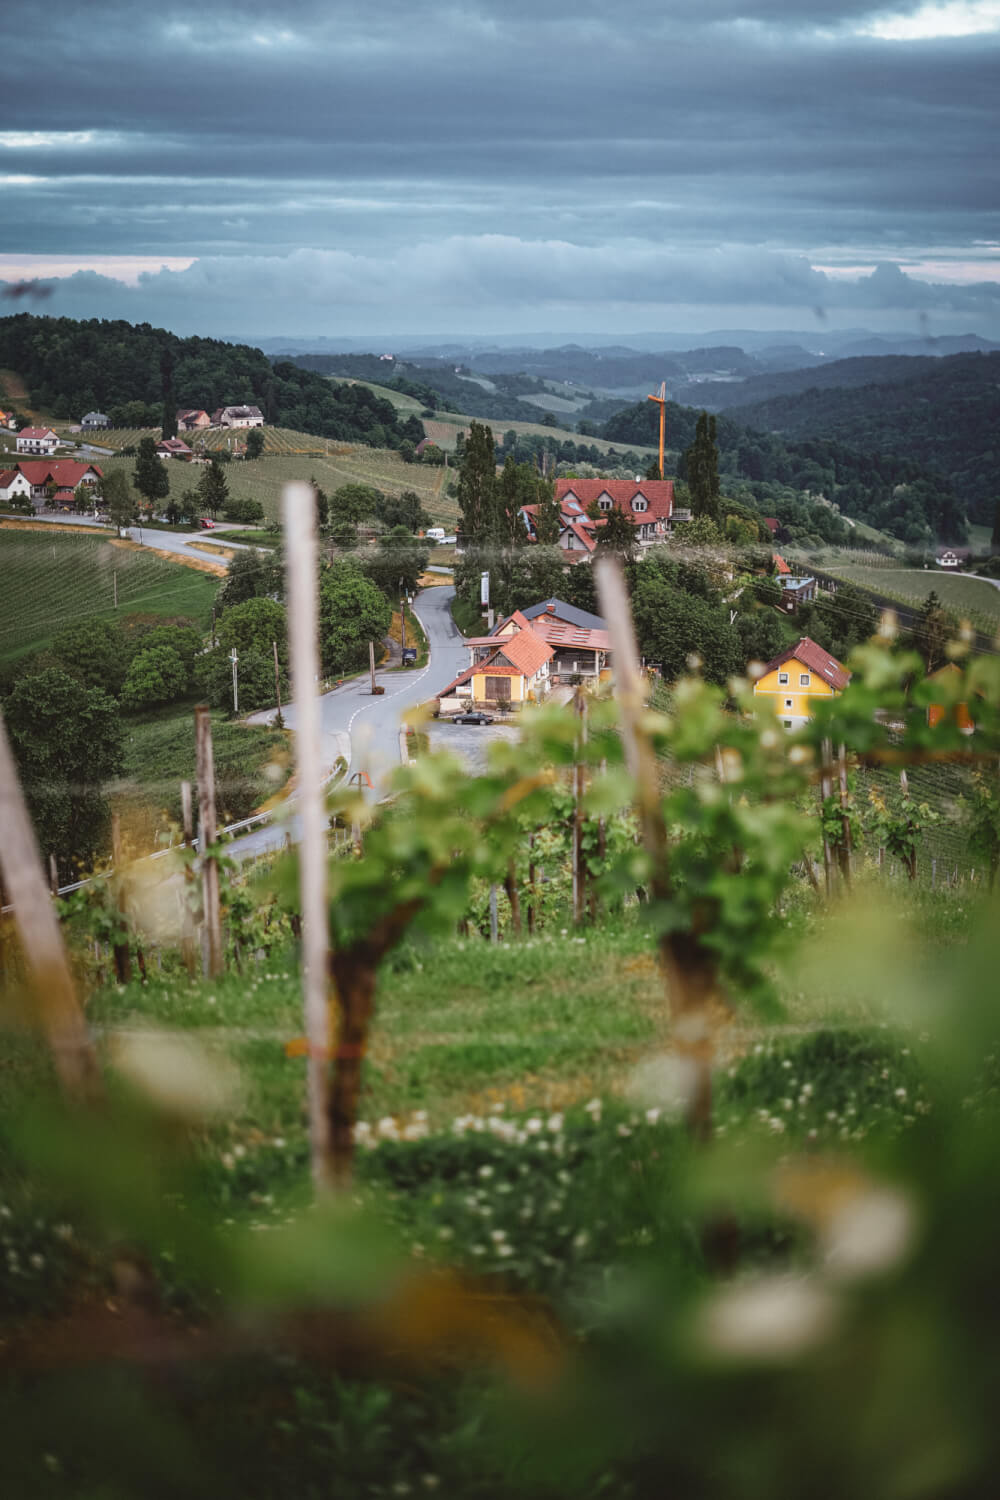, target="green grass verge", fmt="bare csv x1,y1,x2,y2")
0,527,220,664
